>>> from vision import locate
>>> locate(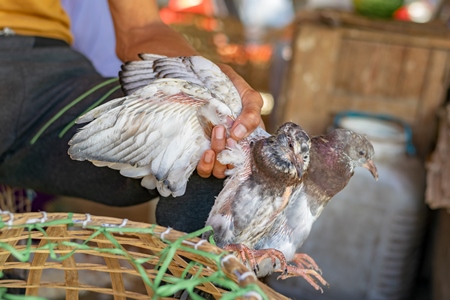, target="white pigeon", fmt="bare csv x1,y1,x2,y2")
68,54,244,197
